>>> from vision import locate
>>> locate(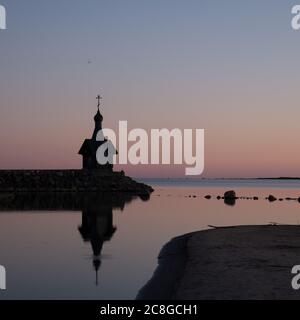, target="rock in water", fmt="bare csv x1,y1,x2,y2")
267,195,277,202
224,190,236,199
224,197,236,206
